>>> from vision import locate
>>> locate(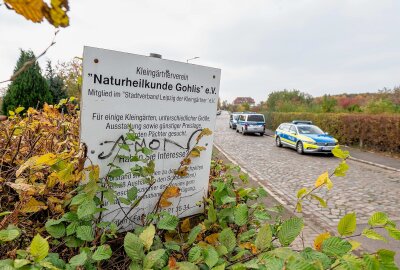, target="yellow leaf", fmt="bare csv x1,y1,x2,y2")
205,233,219,245
190,148,200,157
196,128,212,142
296,202,302,213
15,107,25,114
181,218,191,233
313,232,331,251
326,177,333,190
21,197,47,213
35,153,58,166
160,186,181,208
45,0,70,28
27,107,38,115
139,224,155,250
349,240,361,251
4,0,47,23
315,172,329,188
46,172,58,188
